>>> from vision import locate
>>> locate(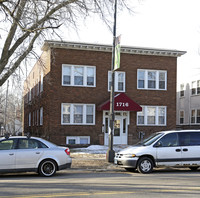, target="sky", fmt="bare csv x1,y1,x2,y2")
57,0,200,85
